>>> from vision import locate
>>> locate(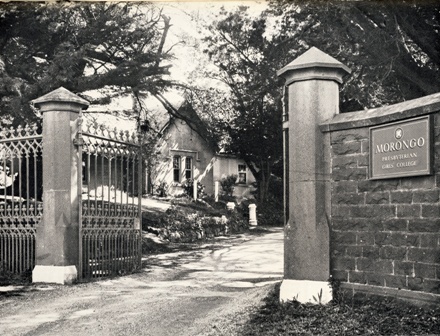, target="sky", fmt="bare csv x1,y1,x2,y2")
87,1,270,129
158,1,269,83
